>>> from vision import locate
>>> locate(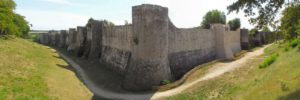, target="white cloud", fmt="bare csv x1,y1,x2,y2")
145,0,254,29
41,0,71,5
16,9,90,30
18,0,255,30
39,0,87,7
